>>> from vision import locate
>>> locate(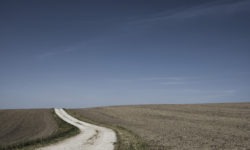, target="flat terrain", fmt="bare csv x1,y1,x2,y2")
0,109,78,149
69,103,250,149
